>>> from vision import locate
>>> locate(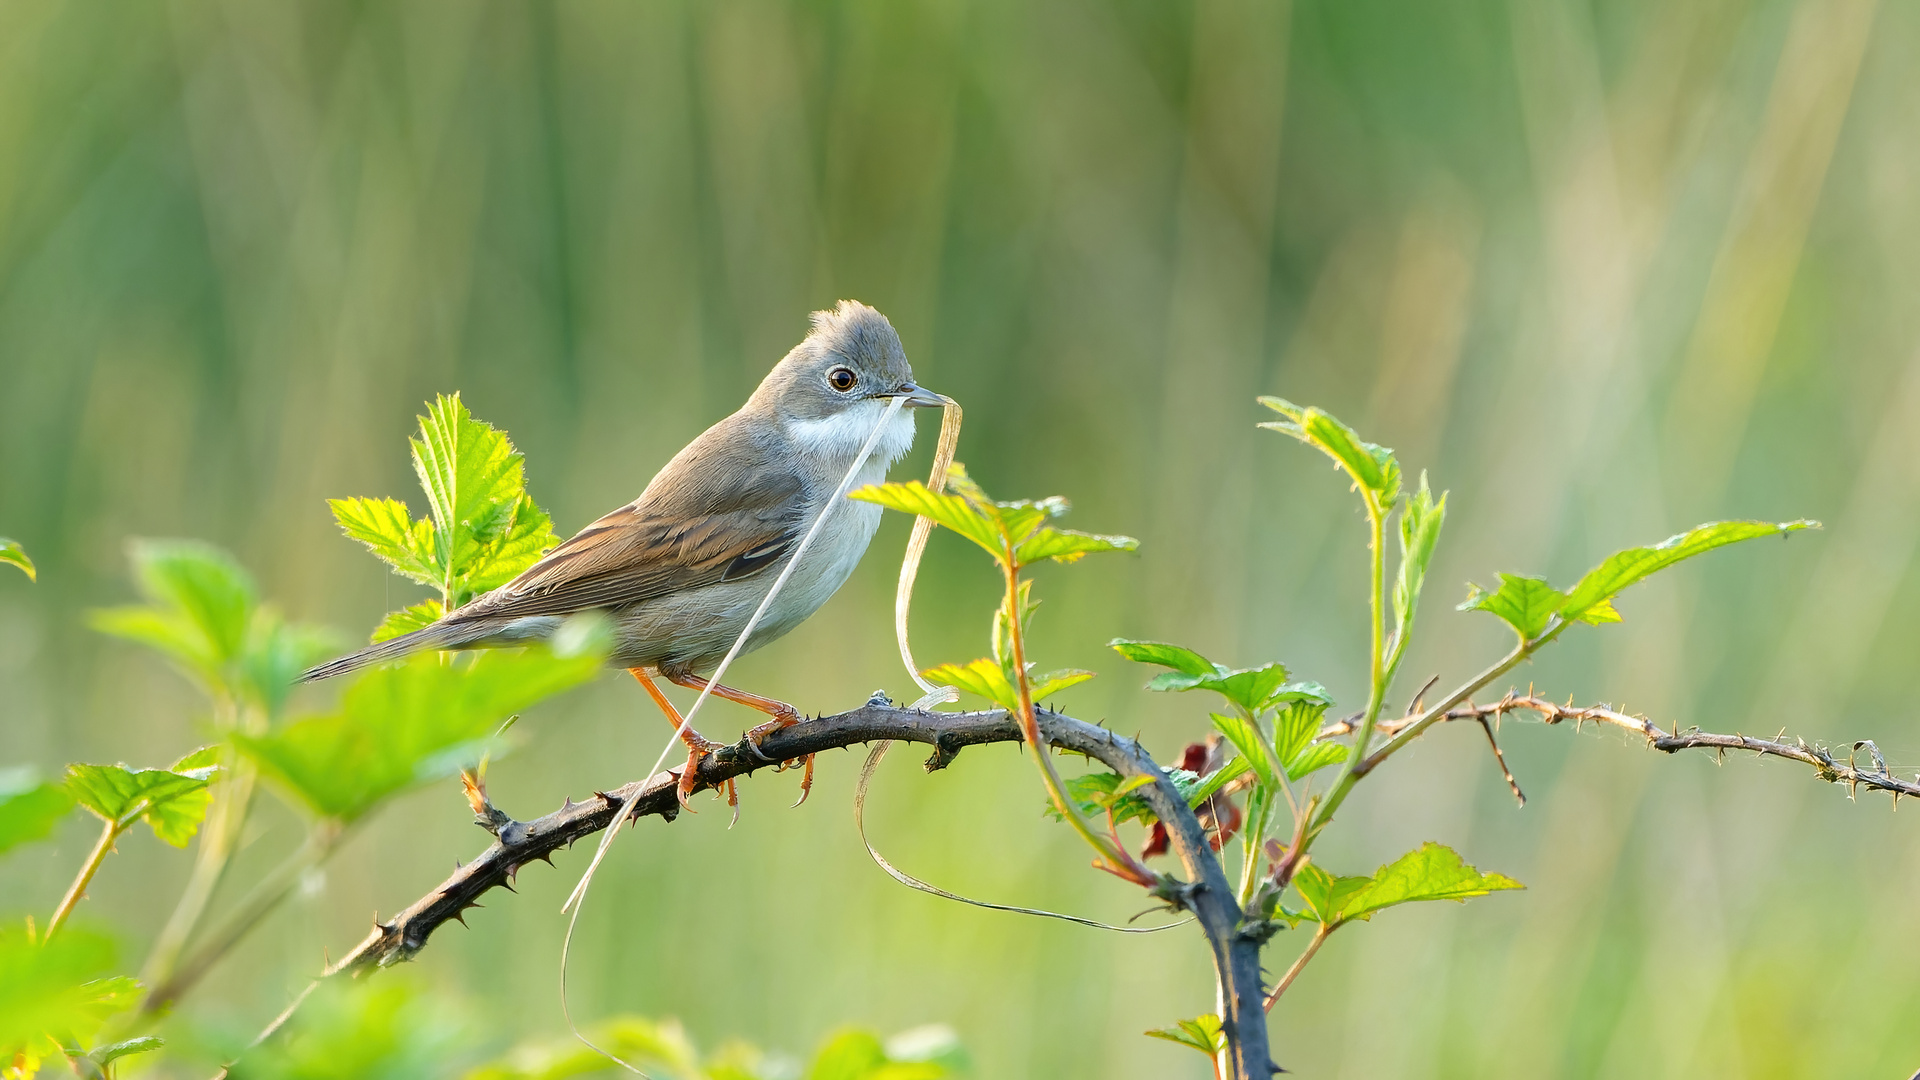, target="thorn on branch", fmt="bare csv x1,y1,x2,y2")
1475,715,1525,807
